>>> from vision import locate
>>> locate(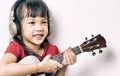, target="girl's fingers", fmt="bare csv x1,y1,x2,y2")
63,47,77,65
68,48,77,63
